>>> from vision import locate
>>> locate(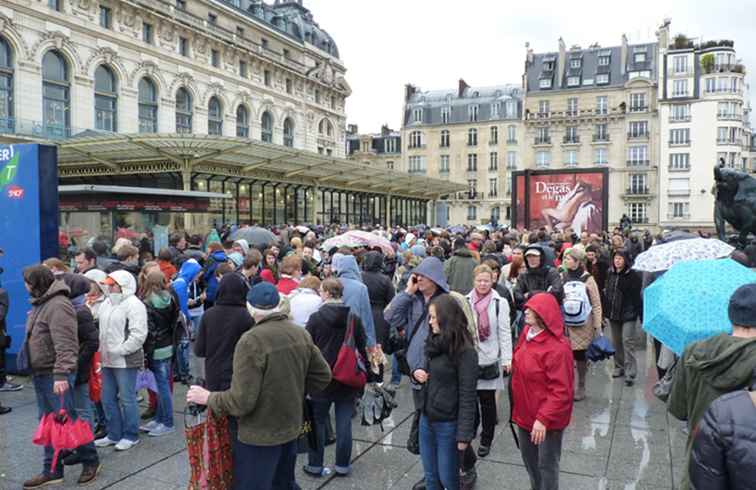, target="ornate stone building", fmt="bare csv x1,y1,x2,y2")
345,124,402,172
